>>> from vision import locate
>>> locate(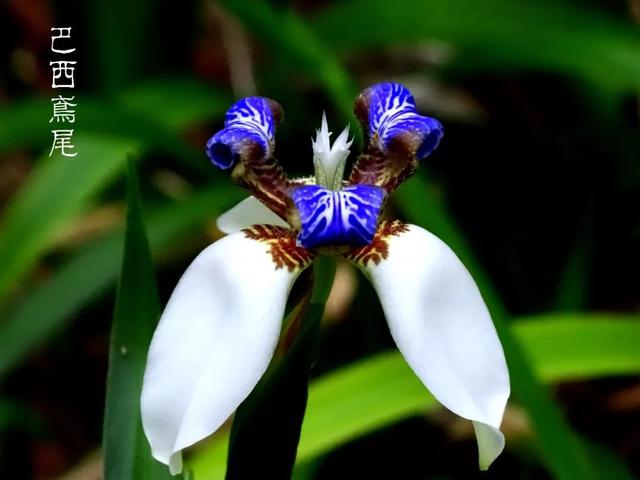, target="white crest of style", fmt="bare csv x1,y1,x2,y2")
312,113,353,190
141,115,510,476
